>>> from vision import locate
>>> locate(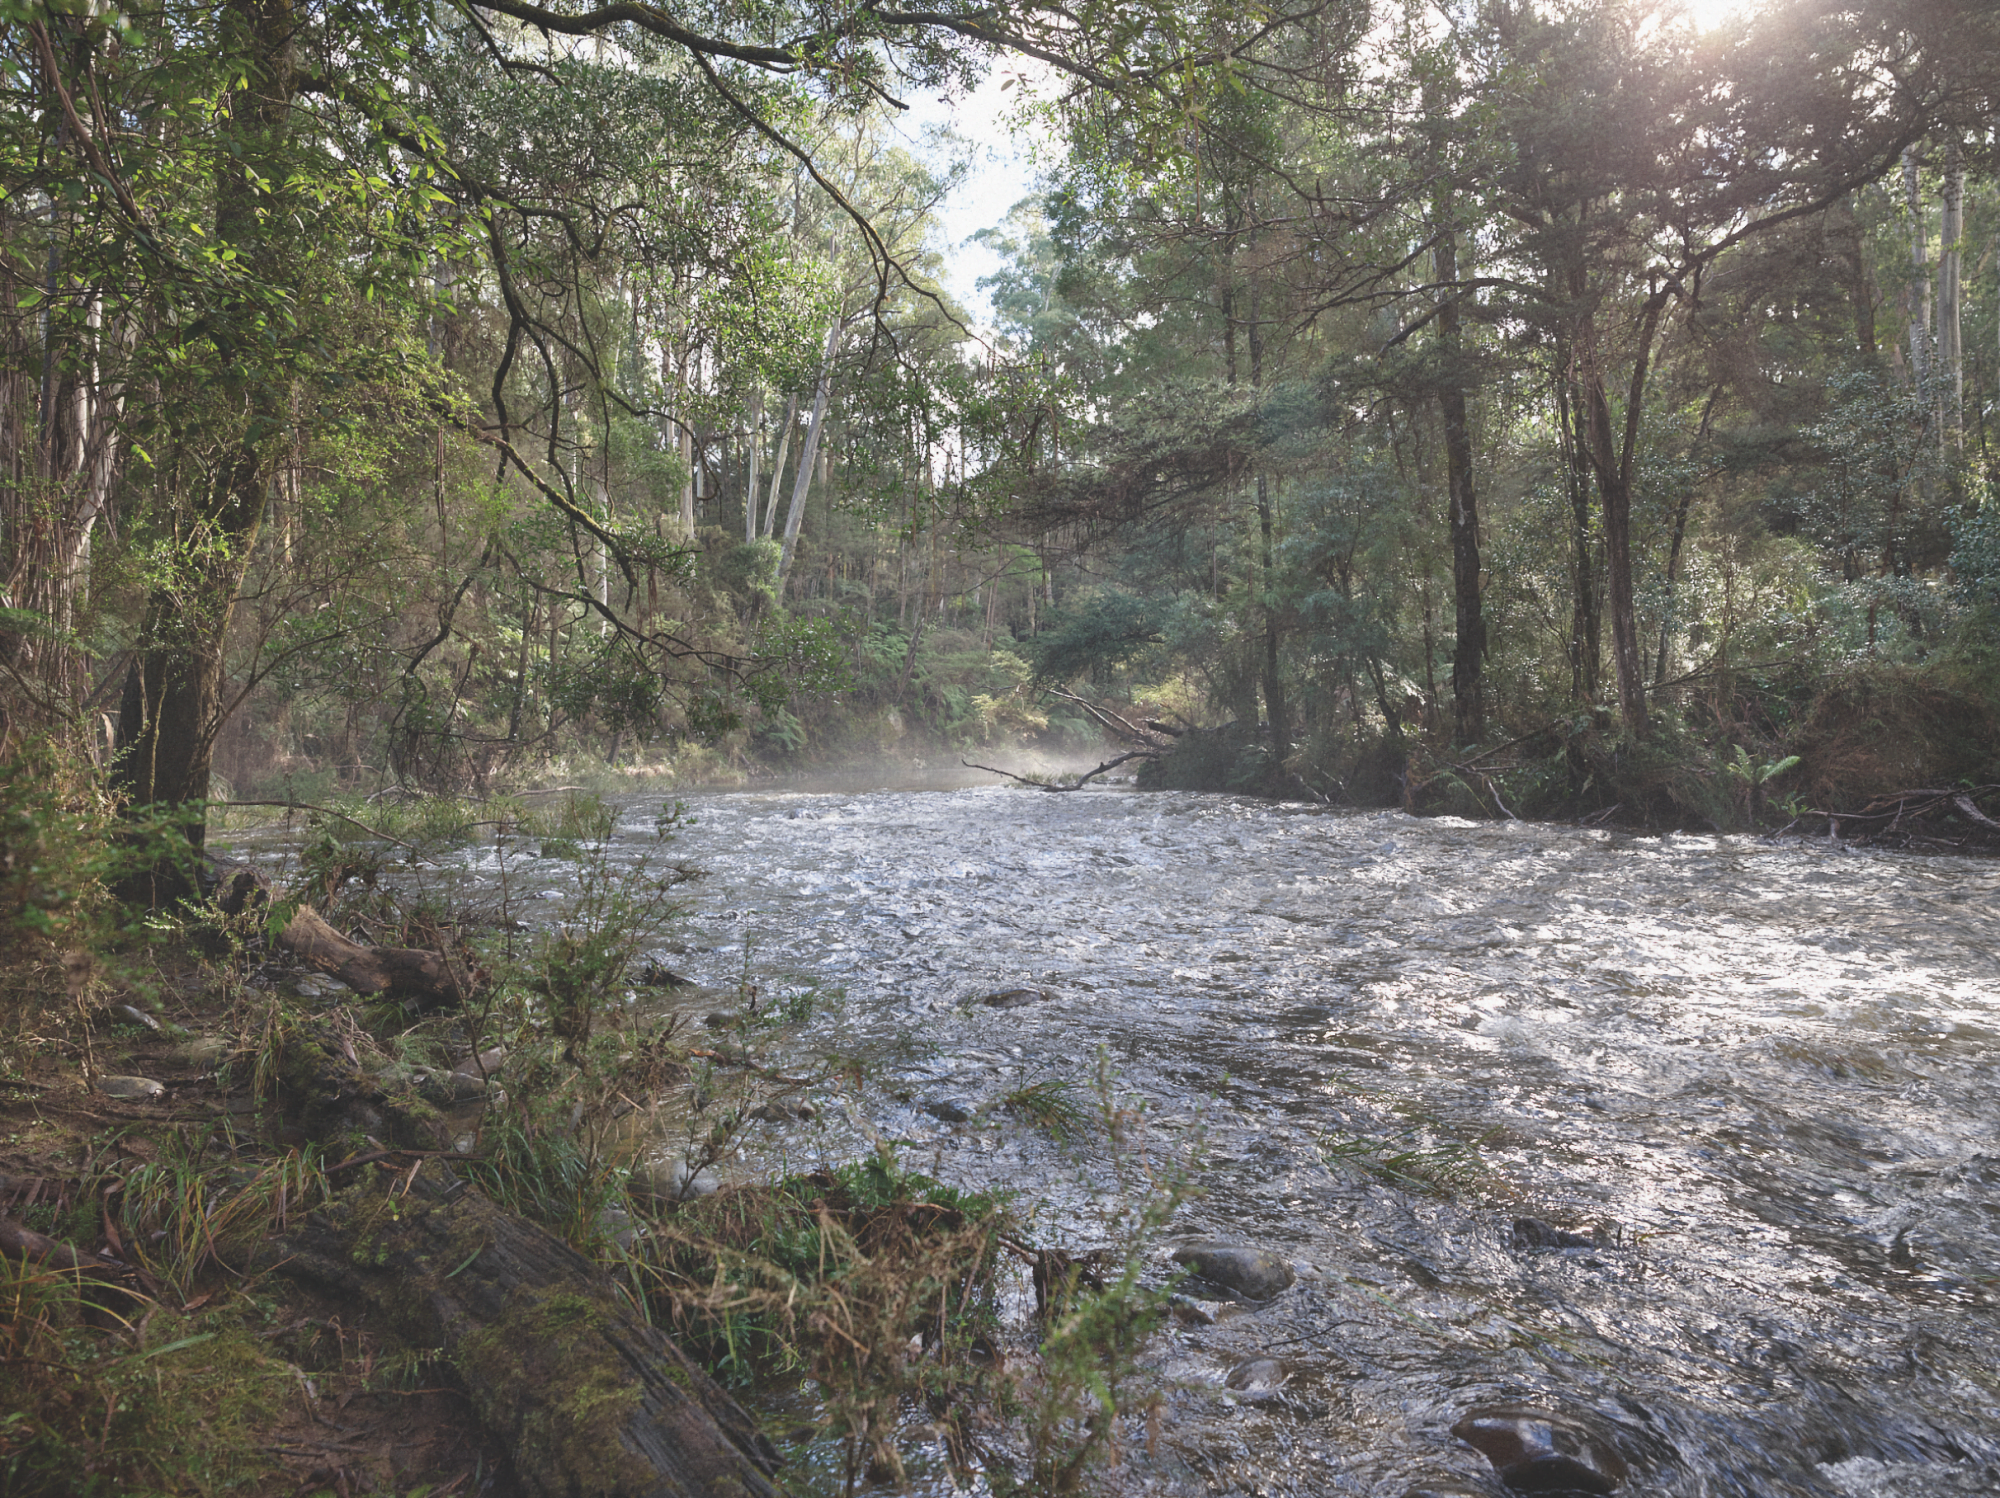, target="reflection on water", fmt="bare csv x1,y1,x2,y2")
280,786,2000,1495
